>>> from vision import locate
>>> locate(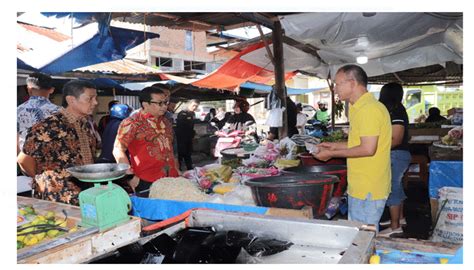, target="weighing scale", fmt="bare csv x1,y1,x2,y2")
67,163,132,231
